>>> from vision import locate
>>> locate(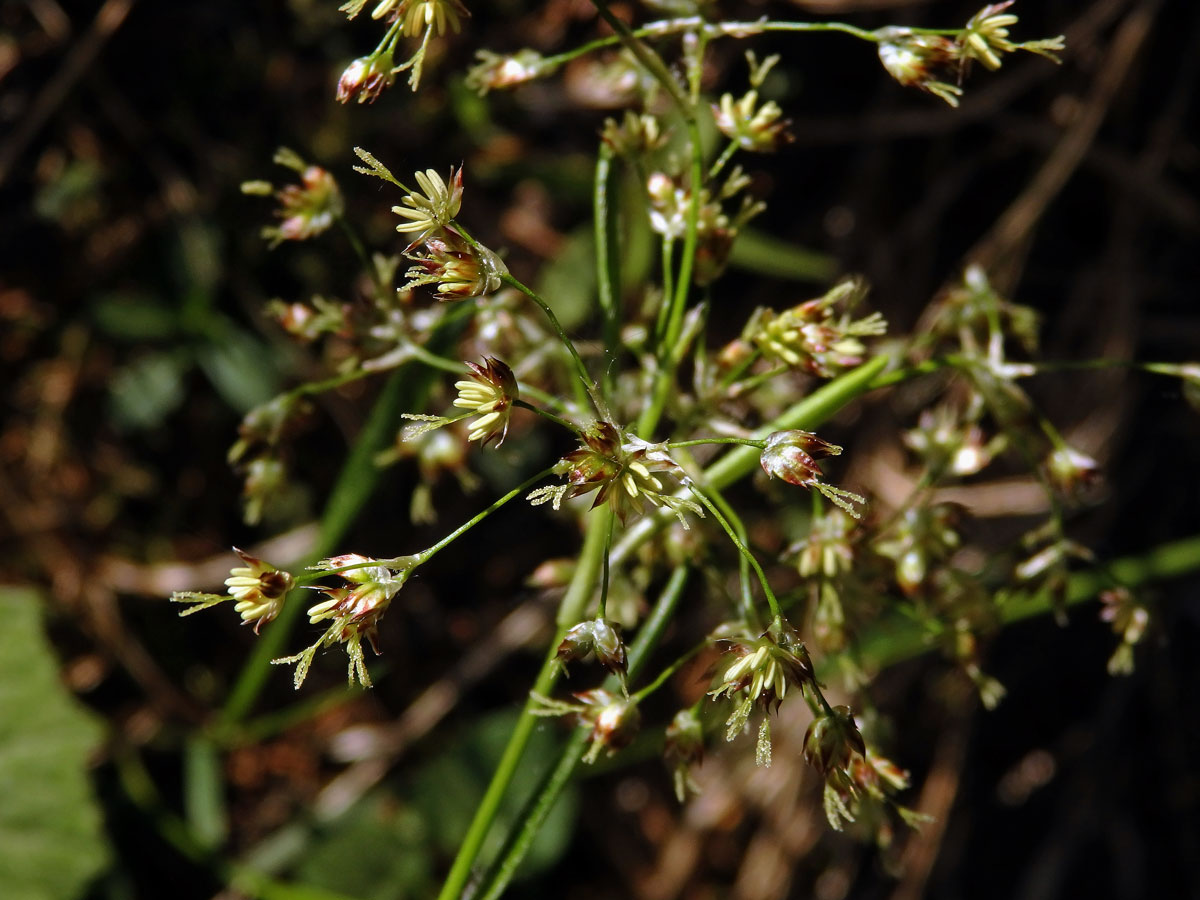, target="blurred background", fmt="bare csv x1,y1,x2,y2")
1,0,1199,898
